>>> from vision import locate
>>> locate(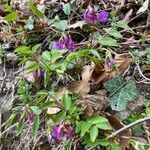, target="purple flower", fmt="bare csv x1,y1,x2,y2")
52,127,62,141
51,122,64,141
55,36,75,51
50,121,74,142
106,58,114,68
55,40,65,50
82,5,97,23
64,37,76,51
33,69,44,78
97,10,109,23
